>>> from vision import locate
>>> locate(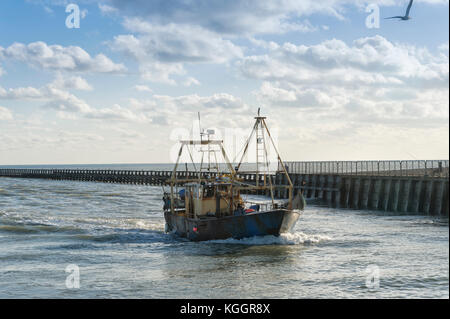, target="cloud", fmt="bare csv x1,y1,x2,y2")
0,129,106,154
106,0,343,35
106,0,448,36
257,82,339,108
133,84,153,93
0,106,13,120
98,3,119,15
238,35,448,132
125,91,252,129
51,75,93,91
248,38,280,51
439,42,449,54
140,92,251,128
182,77,200,87
152,93,247,111
240,35,449,88
43,88,93,113
0,82,92,115
242,36,448,84
43,6,54,14
112,127,145,139
110,18,243,84
0,77,249,126
122,18,244,63
138,62,185,85
0,81,93,113
0,41,126,73
1,84,144,122
0,85,45,100
0,76,152,123
83,103,147,122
